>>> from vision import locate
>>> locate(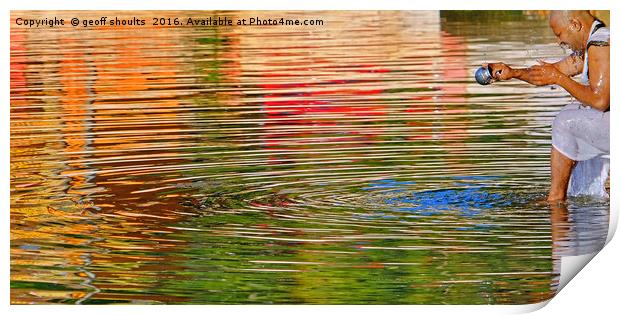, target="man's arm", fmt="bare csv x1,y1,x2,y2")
555,46,609,111
488,52,583,84
550,52,584,77
515,52,584,80
487,47,609,111
508,67,542,85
